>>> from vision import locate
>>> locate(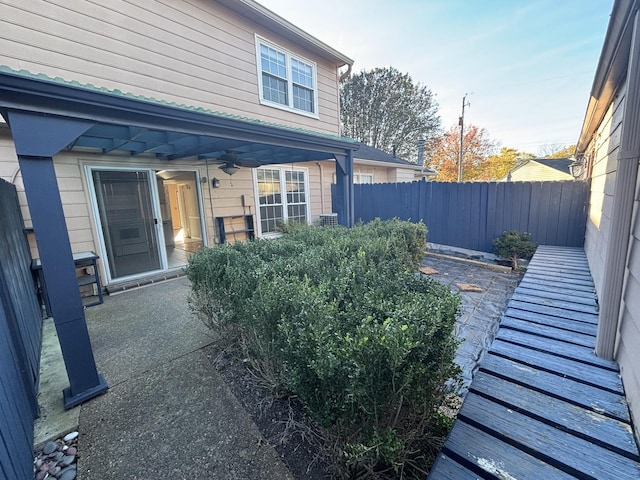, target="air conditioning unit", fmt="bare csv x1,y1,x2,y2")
319,213,338,227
